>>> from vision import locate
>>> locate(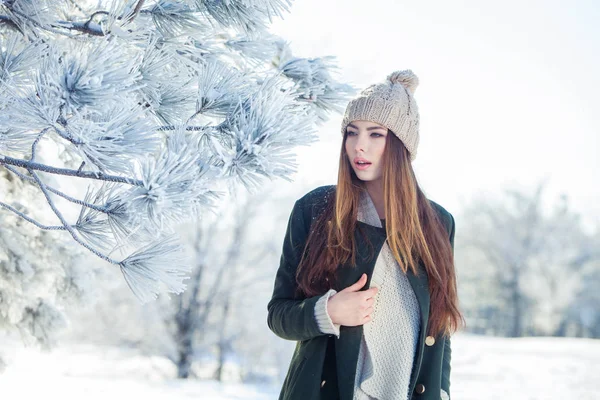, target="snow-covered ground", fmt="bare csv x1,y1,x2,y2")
1,333,599,400
449,333,600,400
